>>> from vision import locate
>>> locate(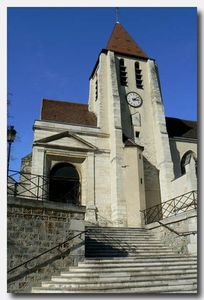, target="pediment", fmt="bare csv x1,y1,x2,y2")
34,131,97,150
